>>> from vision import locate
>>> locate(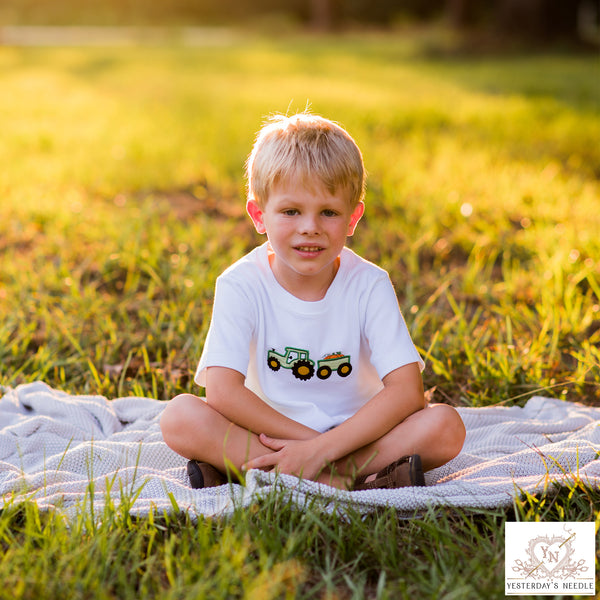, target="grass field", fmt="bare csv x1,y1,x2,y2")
0,29,599,598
